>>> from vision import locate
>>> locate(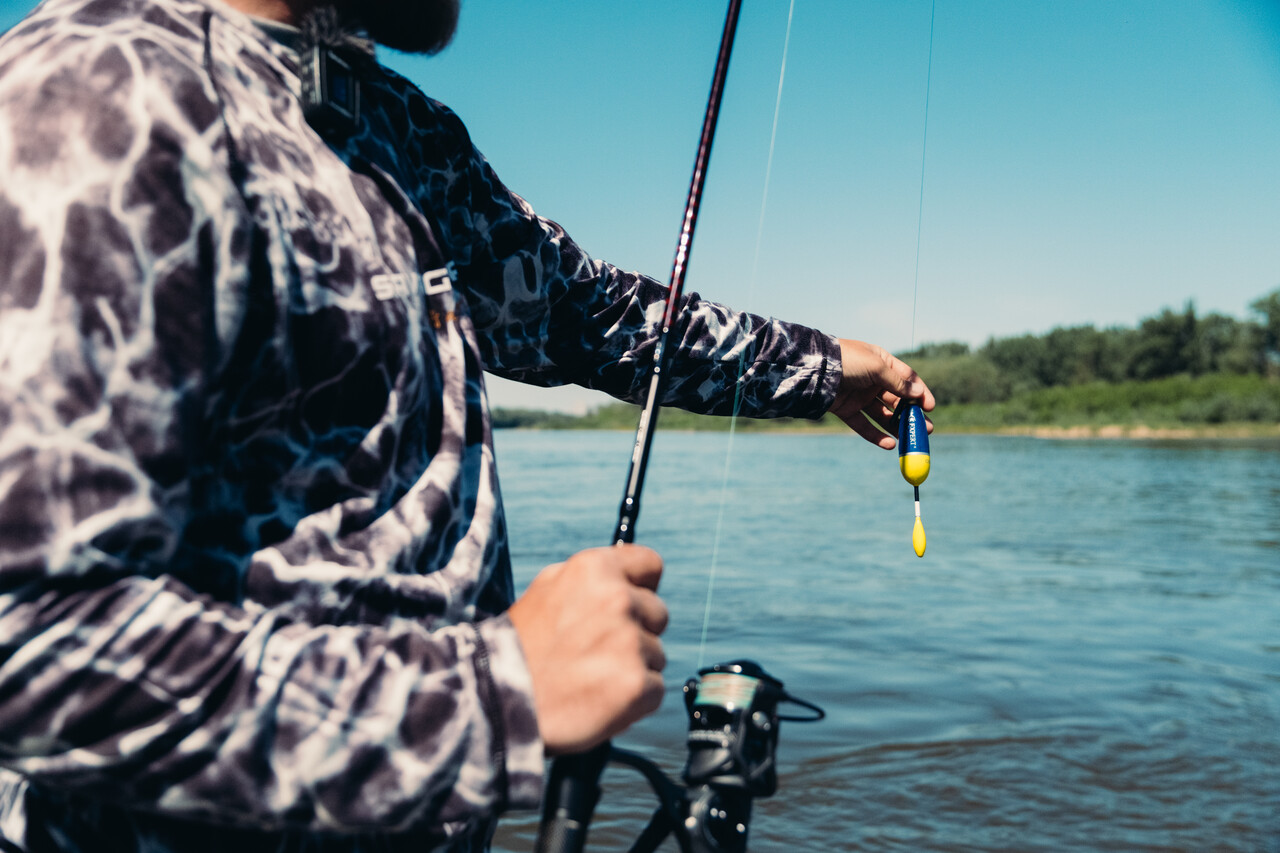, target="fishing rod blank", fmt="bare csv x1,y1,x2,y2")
536,3,744,852
613,0,743,546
